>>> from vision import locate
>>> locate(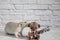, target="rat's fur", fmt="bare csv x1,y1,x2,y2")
5,22,28,38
